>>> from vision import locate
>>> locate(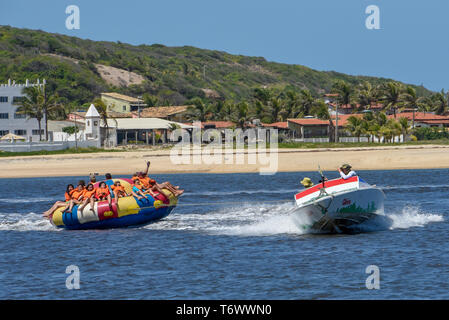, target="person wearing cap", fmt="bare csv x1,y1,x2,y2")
300,177,314,189
338,164,357,180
